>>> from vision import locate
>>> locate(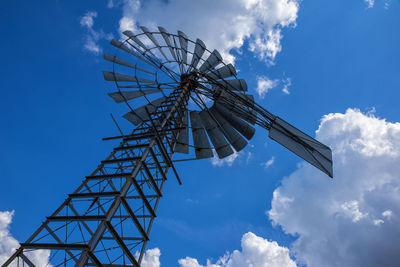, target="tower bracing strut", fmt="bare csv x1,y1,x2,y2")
3,84,190,266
